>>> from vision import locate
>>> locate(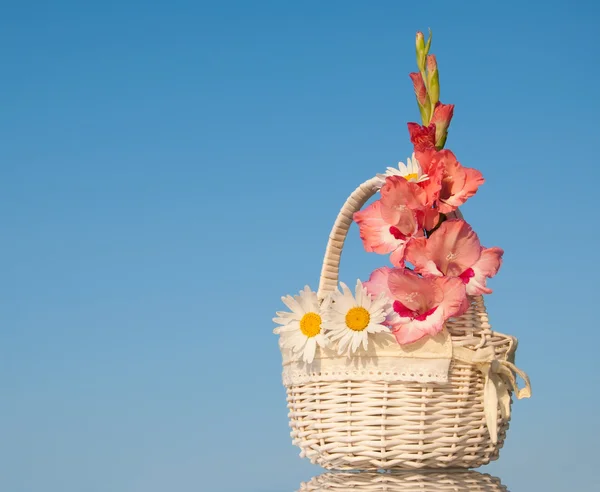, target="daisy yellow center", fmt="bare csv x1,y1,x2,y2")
404,172,419,181
345,307,371,332
300,312,322,338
